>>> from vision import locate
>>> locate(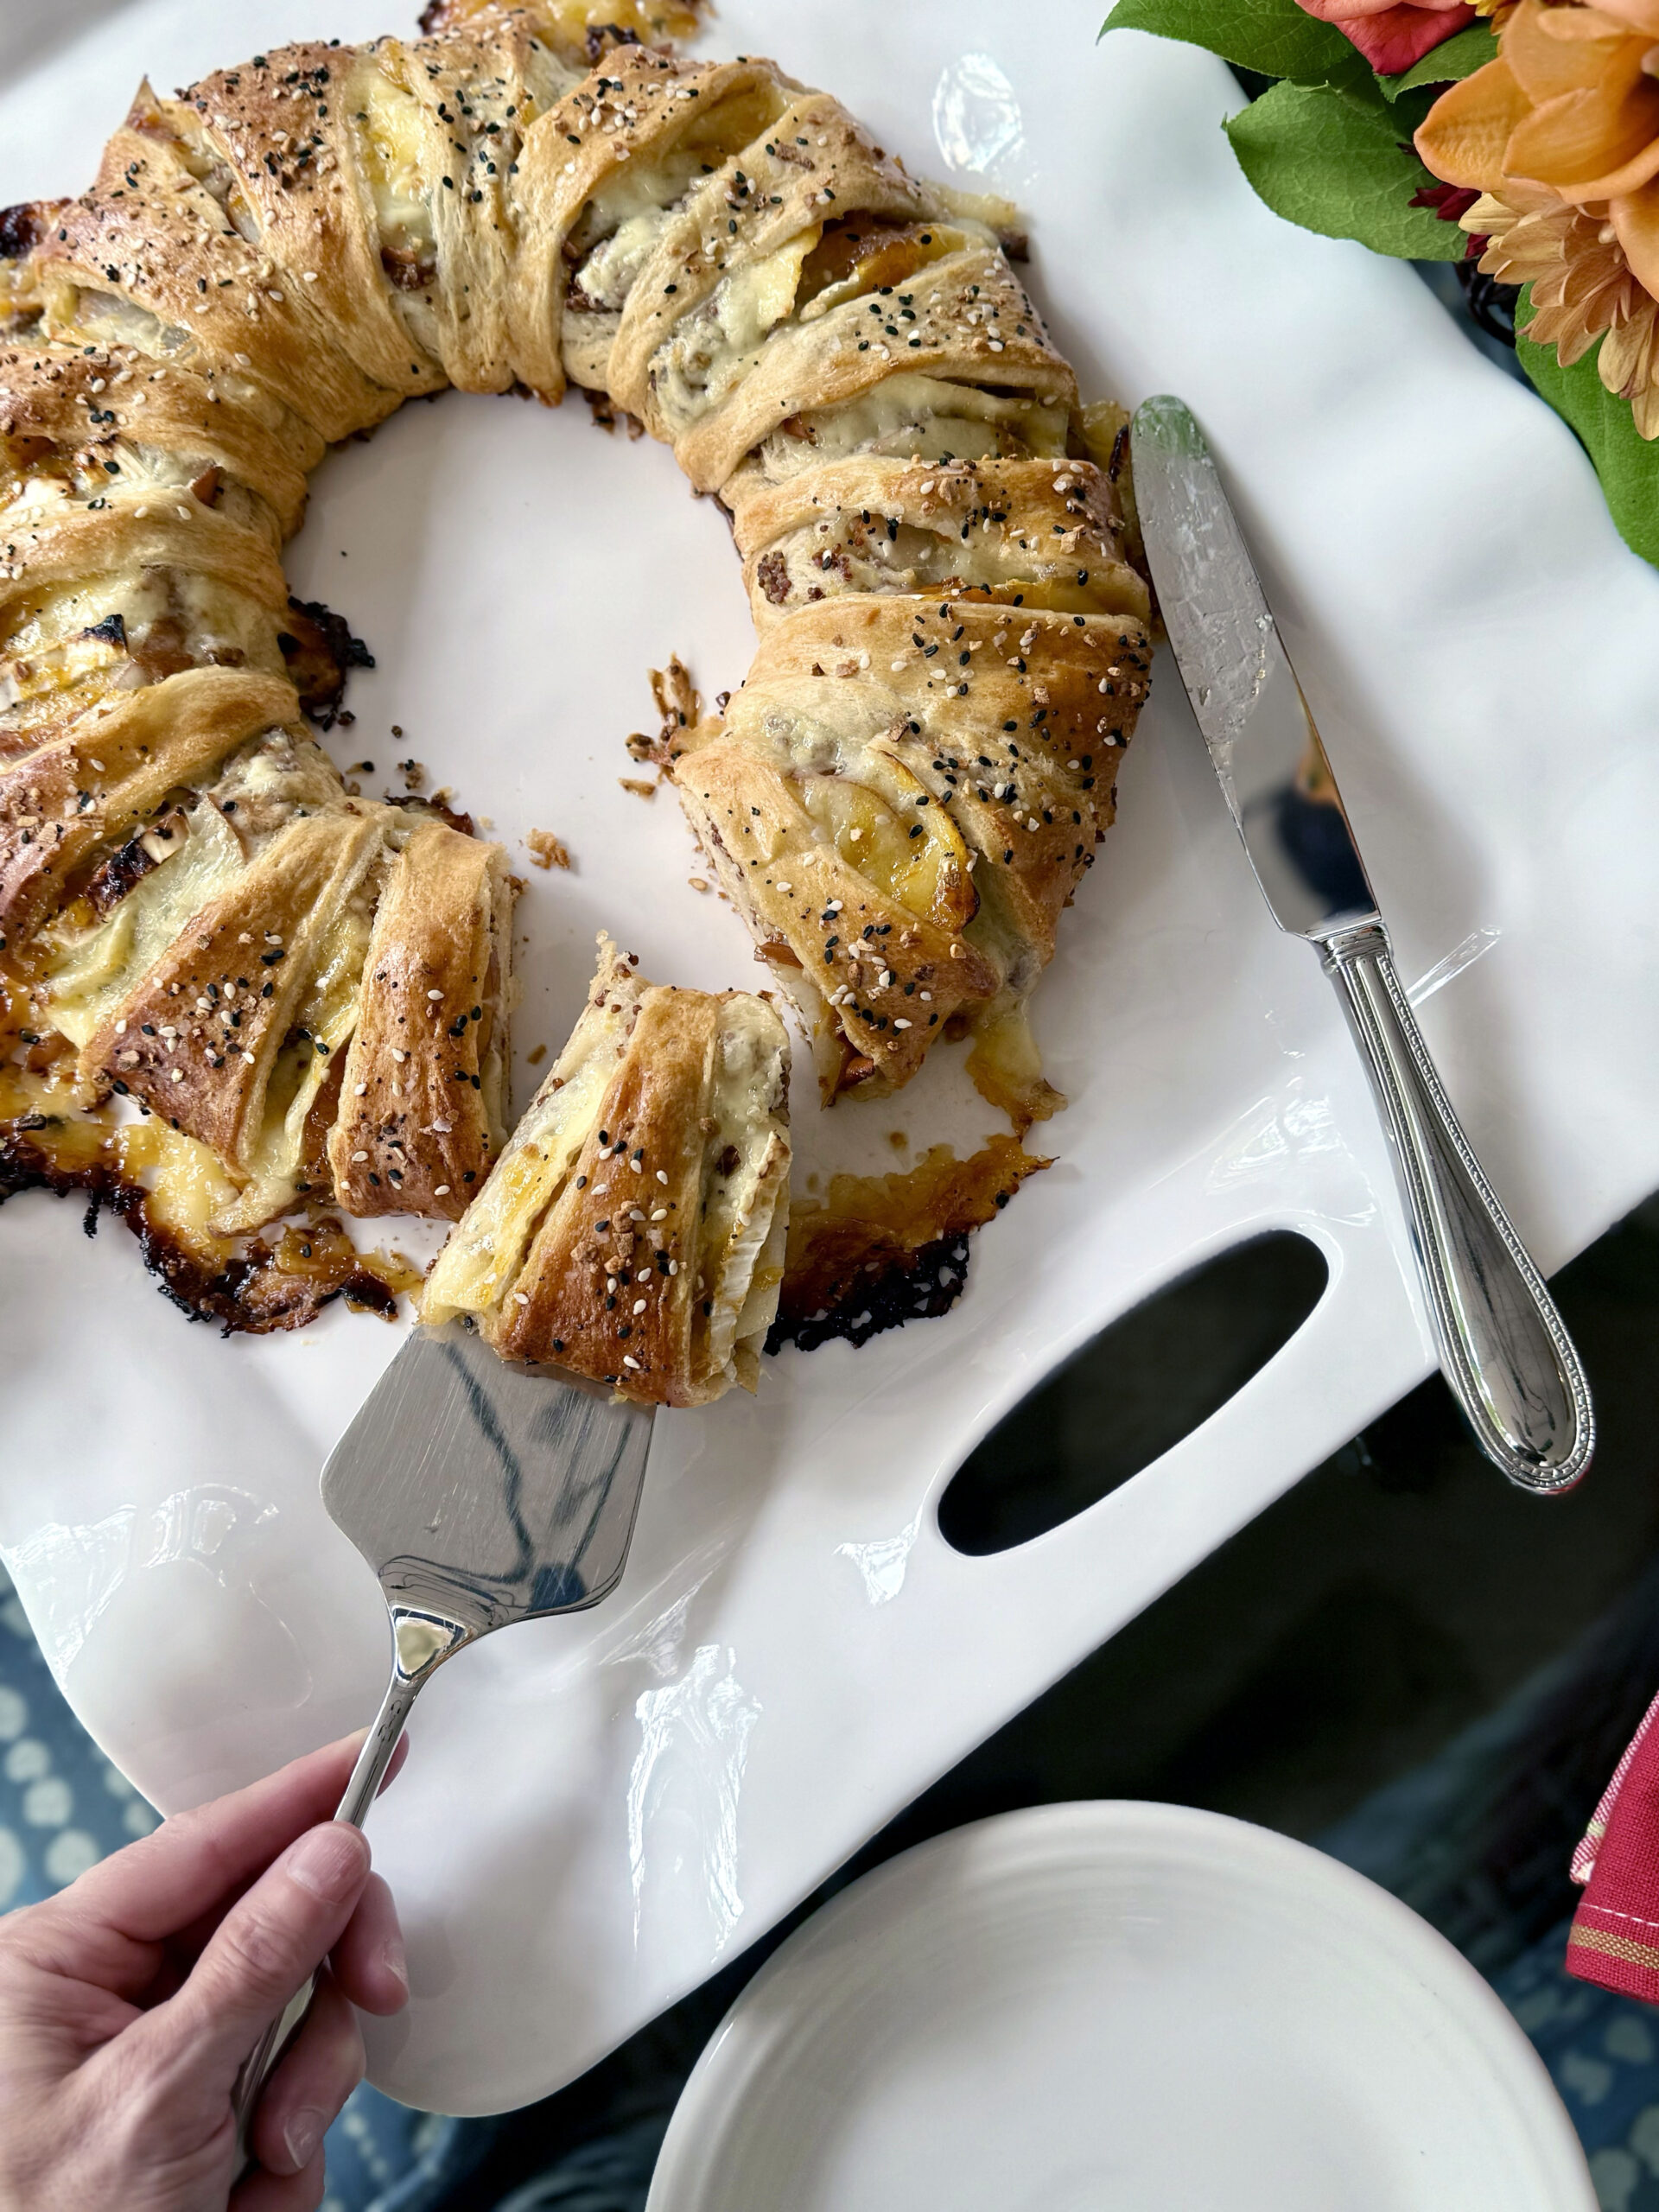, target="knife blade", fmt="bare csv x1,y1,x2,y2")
1130,394,1592,1495
1130,392,1380,942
